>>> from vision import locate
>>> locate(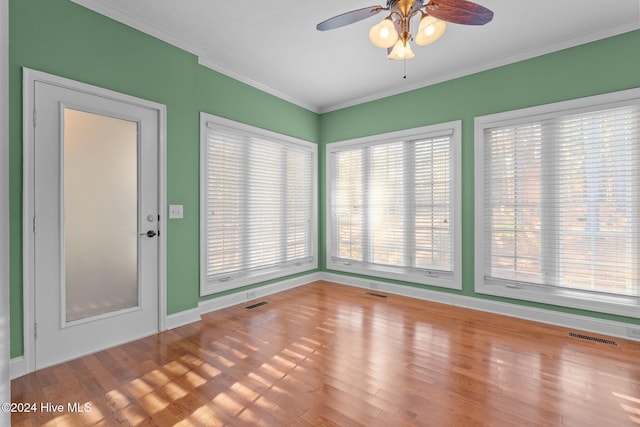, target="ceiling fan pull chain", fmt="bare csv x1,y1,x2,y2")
403,57,407,79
